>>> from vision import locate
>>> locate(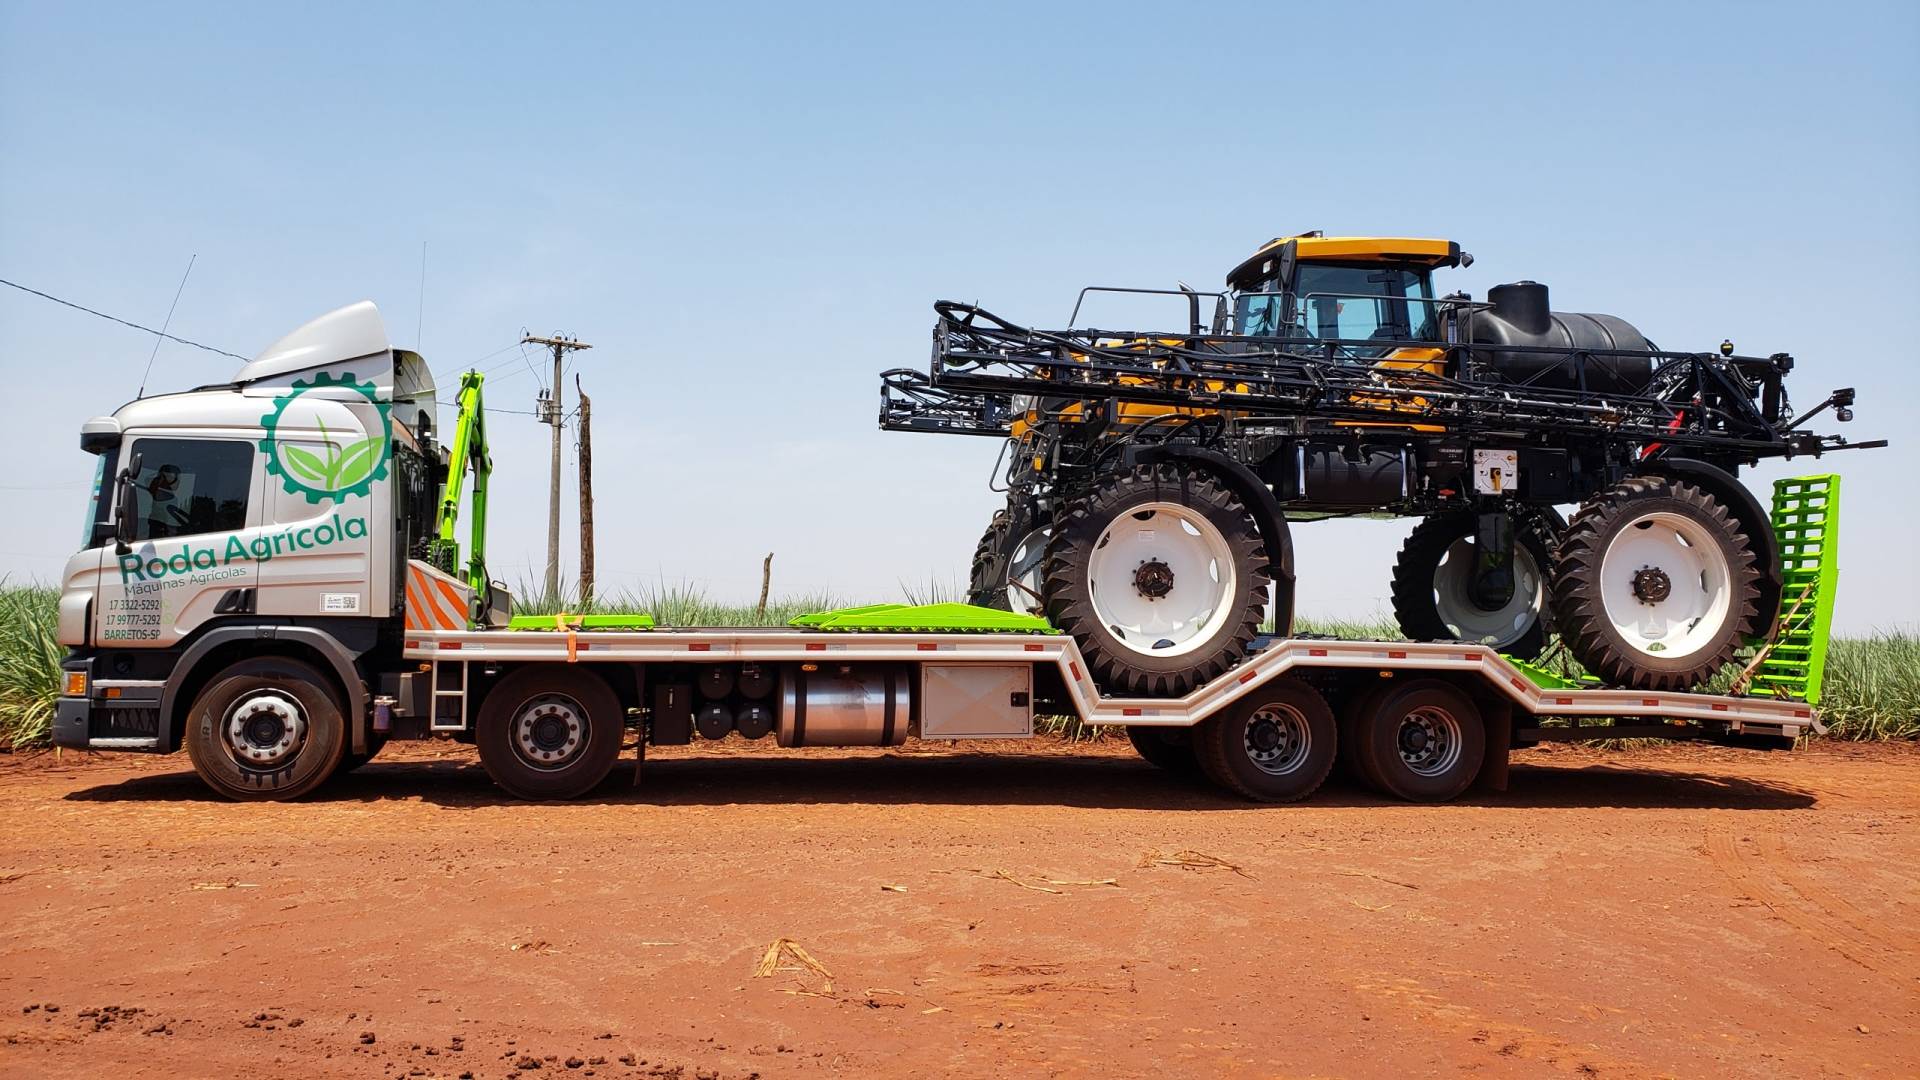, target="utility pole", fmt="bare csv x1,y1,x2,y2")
575,374,595,611
522,333,592,603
